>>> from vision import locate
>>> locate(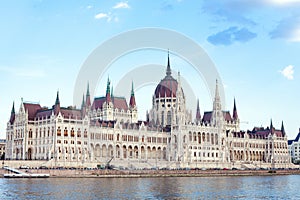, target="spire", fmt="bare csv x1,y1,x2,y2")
215,79,220,101
281,121,286,137
11,101,15,114
55,90,60,105
106,77,111,102
81,93,86,116
86,82,90,96
86,82,91,107
54,91,60,115
131,81,134,96
111,84,114,99
196,99,201,122
166,50,171,77
129,81,136,108
9,101,15,124
81,94,85,108
233,98,238,120
270,119,274,134
213,79,221,111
